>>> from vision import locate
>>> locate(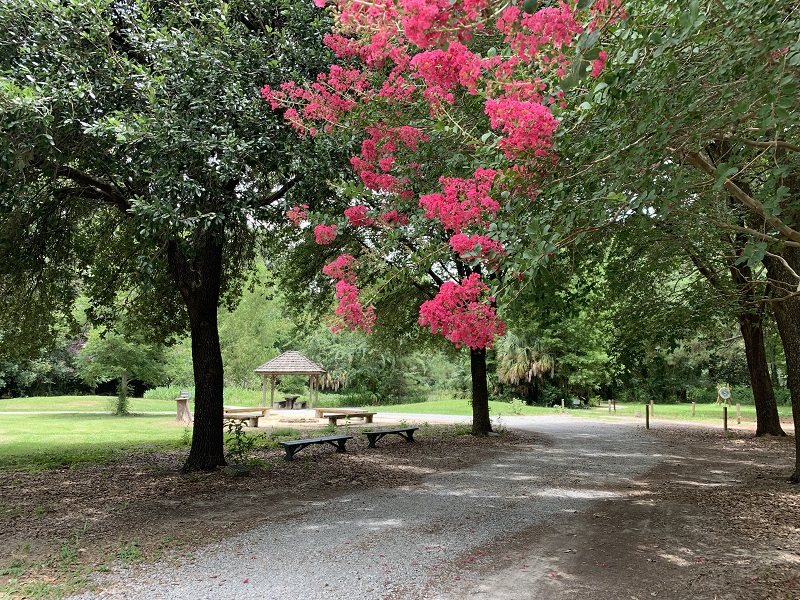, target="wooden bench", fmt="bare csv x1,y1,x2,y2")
363,427,418,448
326,412,375,425
314,407,370,418
314,408,375,425
278,434,353,461
223,406,269,427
